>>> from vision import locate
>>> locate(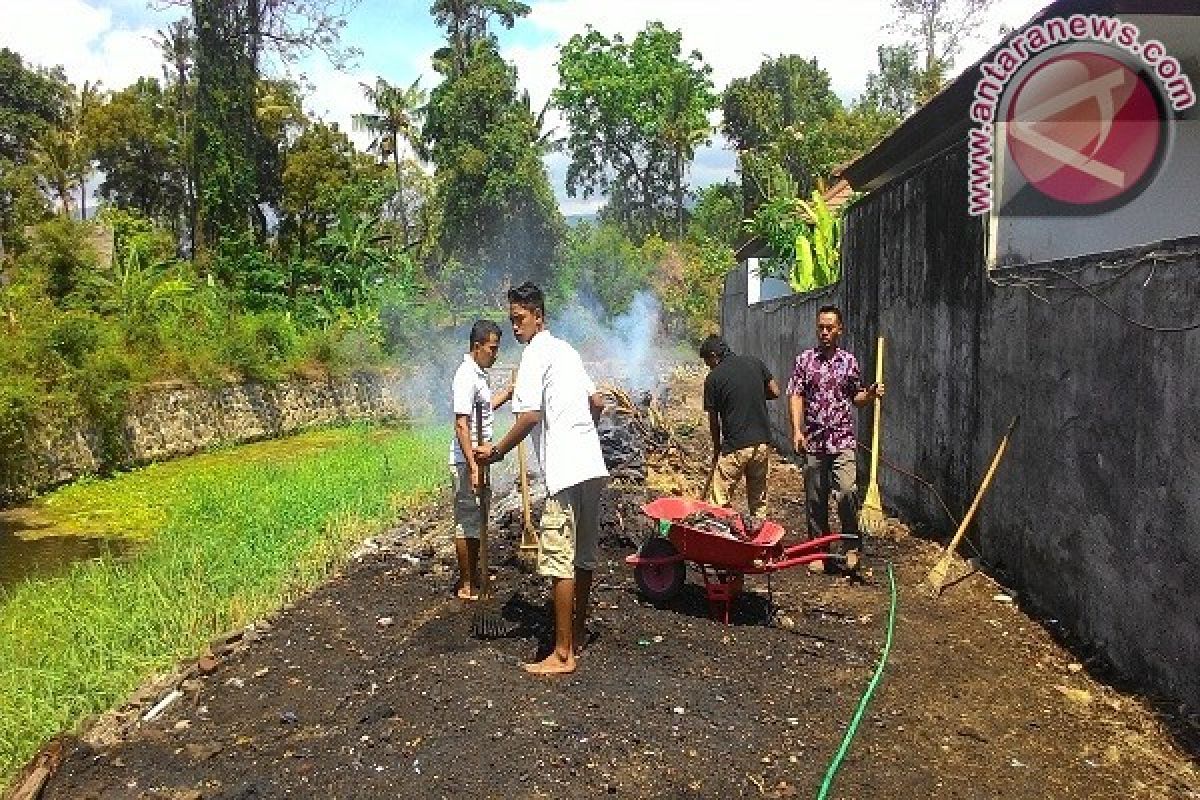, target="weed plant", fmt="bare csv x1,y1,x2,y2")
0,423,450,788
